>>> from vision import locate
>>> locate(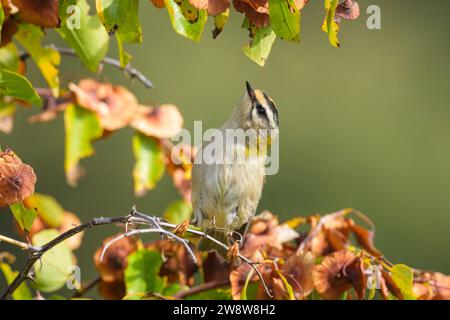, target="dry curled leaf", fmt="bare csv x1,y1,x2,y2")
131,104,183,139
165,143,196,203
203,250,231,283
98,279,126,300
94,235,138,283
313,250,366,300
0,18,18,47
145,239,200,286
229,250,264,299
69,79,139,131
189,0,230,16
413,272,450,300
242,211,299,256
150,0,165,9
3,0,59,28
281,251,315,299
233,0,269,27
336,0,360,21
0,150,36,207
